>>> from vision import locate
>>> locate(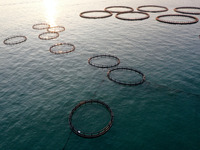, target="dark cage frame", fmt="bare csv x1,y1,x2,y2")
32,23,50,30
88,54,120,68
80,10,112,19
104,6,134,13
115,11,150,21
38,32,59,40
69,100,114,138
3,35,27,45
49,43,75,54
107,67,146,86
137,5,168,13
47,26,65,32
156,14,199,25
174,7,200,15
